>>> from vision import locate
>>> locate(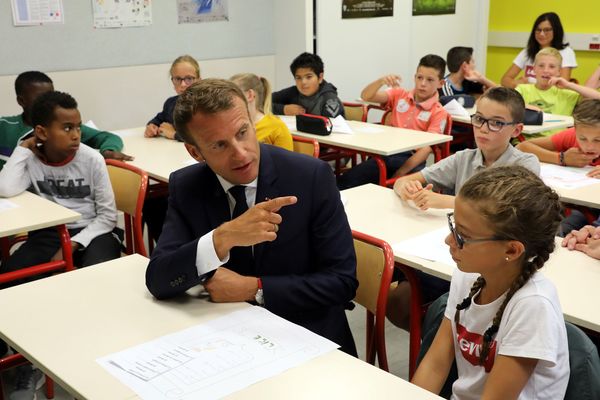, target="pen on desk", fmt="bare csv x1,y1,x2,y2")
545,119,563,123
